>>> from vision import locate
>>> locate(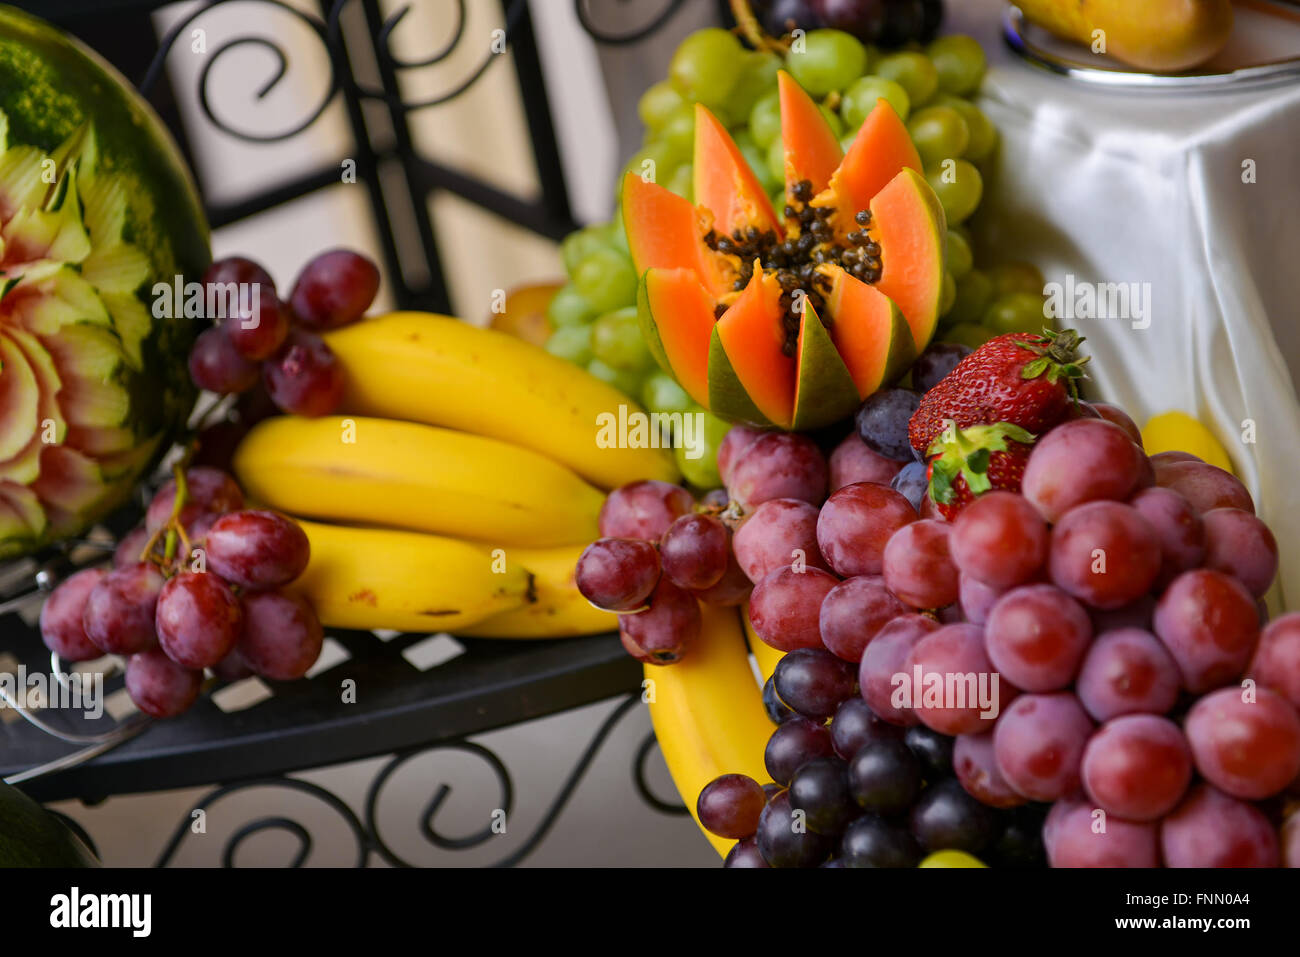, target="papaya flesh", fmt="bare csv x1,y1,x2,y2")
692,104,781,240
619,79,947,432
